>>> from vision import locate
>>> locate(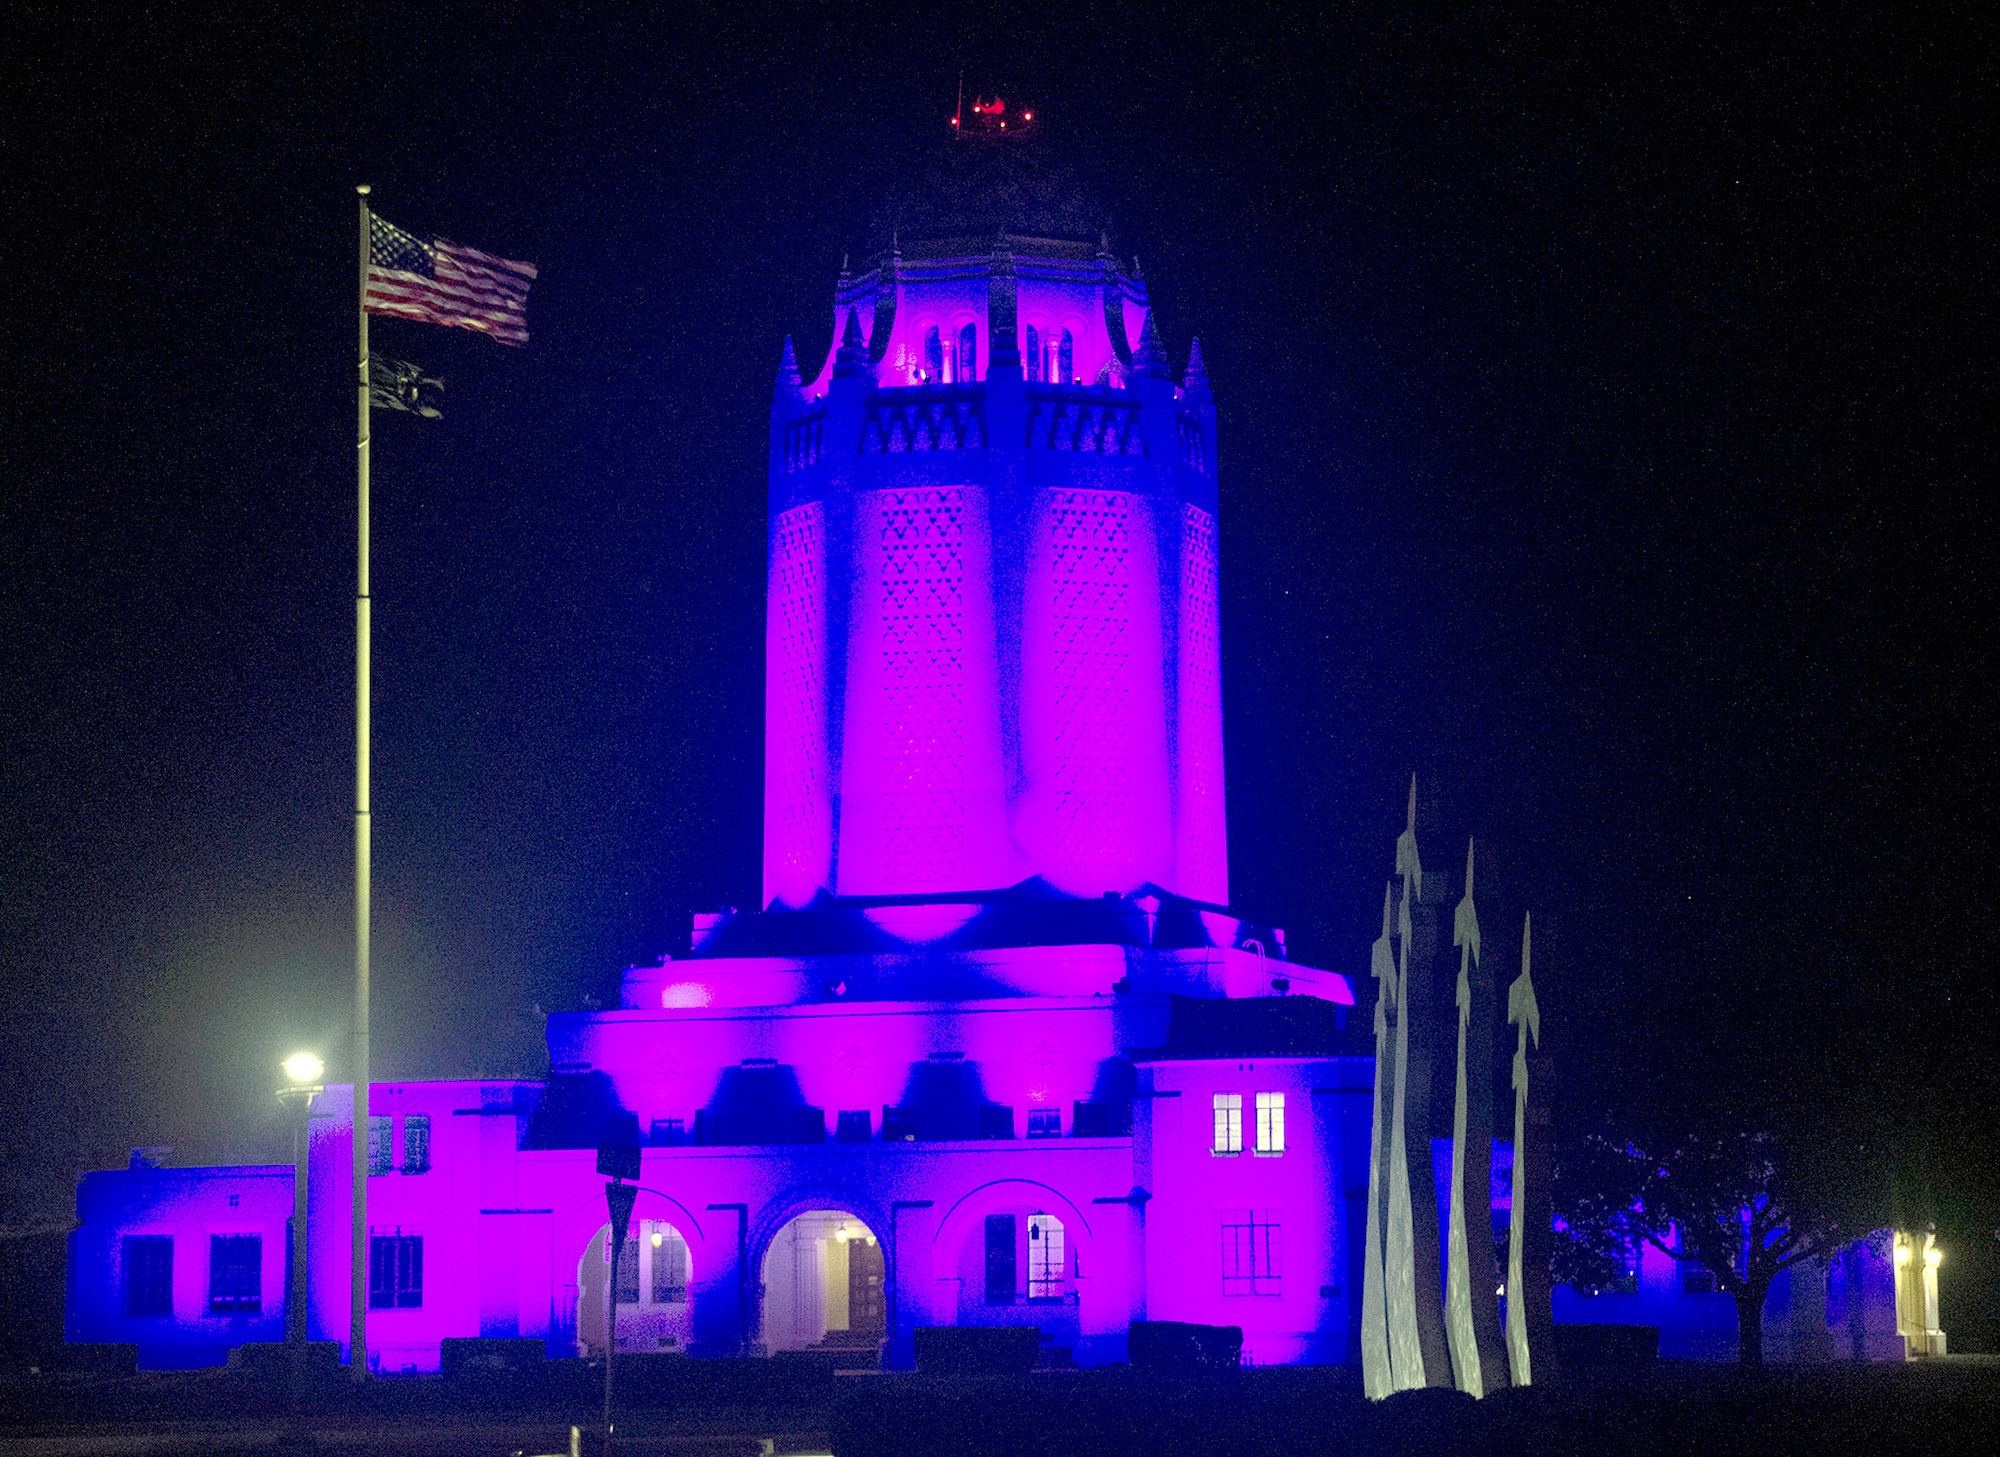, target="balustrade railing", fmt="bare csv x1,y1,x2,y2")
860,389,986,454
782,407,826,473
1025,385,1146,455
